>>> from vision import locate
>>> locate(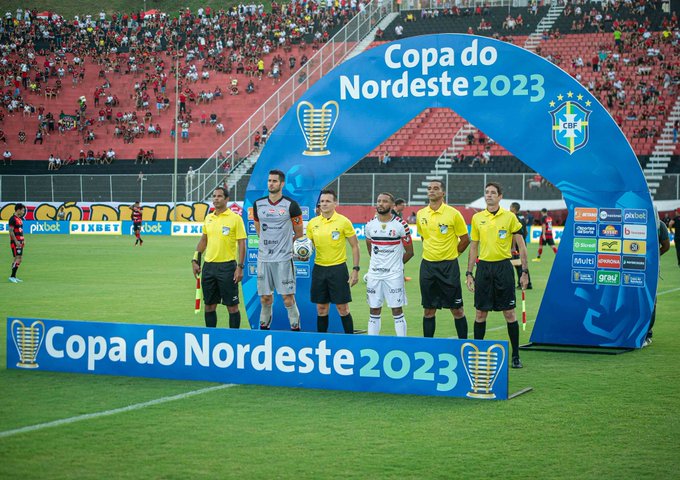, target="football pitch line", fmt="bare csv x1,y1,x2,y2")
658,286,680,296
0,384,235,439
